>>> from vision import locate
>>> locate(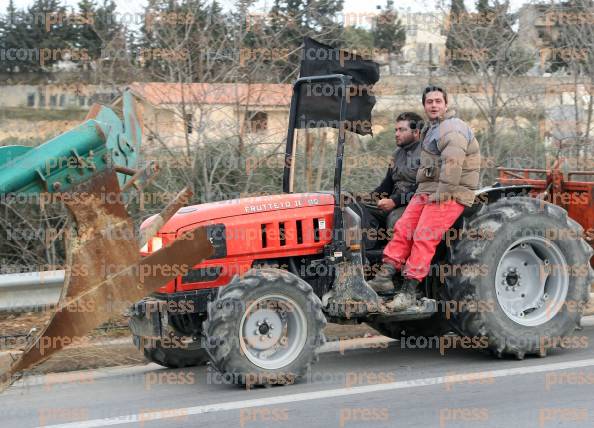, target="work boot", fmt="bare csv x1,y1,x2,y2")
368,263,398,294
386,278,420,311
